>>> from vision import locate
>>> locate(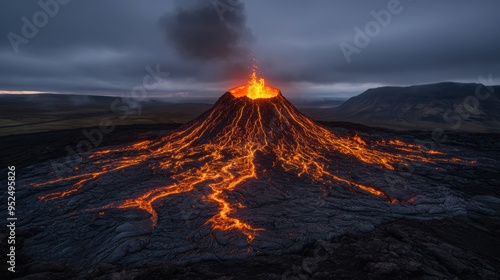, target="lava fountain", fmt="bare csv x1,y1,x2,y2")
229,70,280,99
